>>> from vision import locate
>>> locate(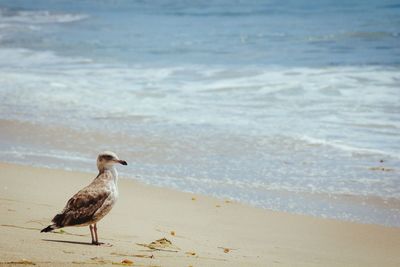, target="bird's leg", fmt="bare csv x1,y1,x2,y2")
94,223,99,245
89,224,96,245
92,223,112,247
